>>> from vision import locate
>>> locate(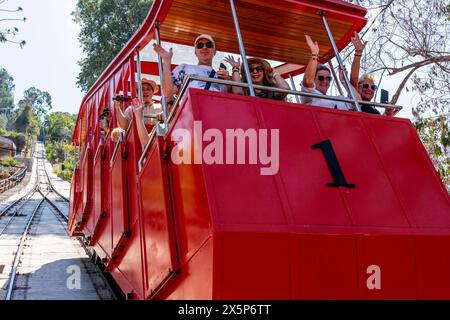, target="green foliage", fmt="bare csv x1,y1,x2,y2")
415,116,450,192
13,103,40,138
18,87,52,119
46,140,75,181
0,67,15,121
44,112,77,181
1,156,23,168
73,0,153,91
44,112,77,142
